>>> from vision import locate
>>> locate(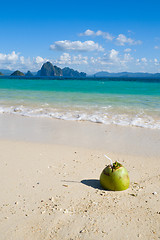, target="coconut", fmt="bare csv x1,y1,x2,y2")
100,160,130,191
